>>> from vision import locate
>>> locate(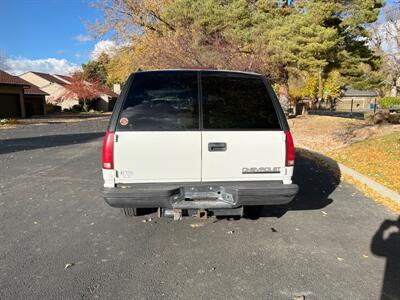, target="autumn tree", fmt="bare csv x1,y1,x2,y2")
61,71,107,112
82,53,110,85
105,46,136,85
302,74,319,100
93,0,384,111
